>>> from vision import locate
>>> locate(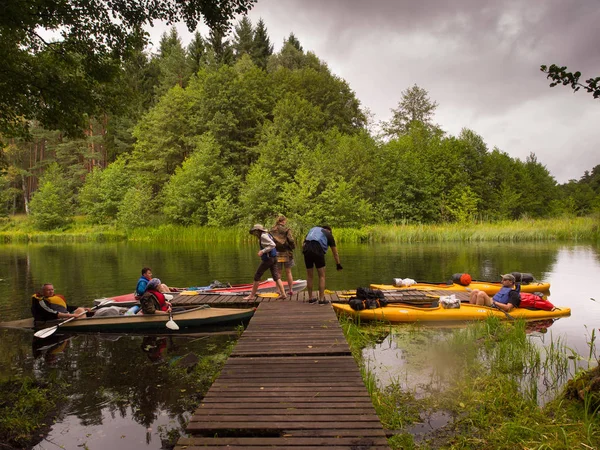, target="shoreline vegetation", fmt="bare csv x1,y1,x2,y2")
0,216,598,244
340,316,600,449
